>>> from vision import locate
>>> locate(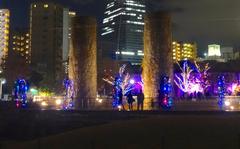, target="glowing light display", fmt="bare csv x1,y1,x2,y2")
160,76,173,109
63,78,74,109
103,64,142,108
174,61,210,94
218,75,225,108
14,79,29,108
